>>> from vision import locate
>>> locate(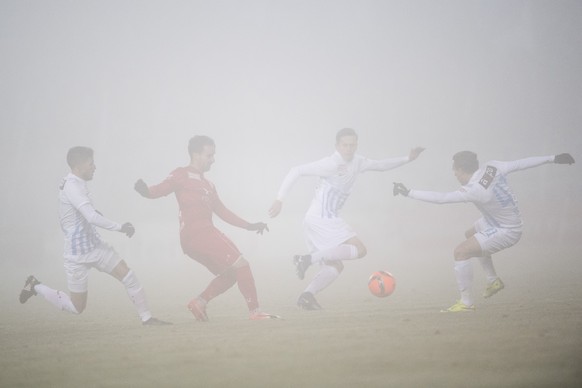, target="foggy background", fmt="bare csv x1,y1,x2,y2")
1,1,581,312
